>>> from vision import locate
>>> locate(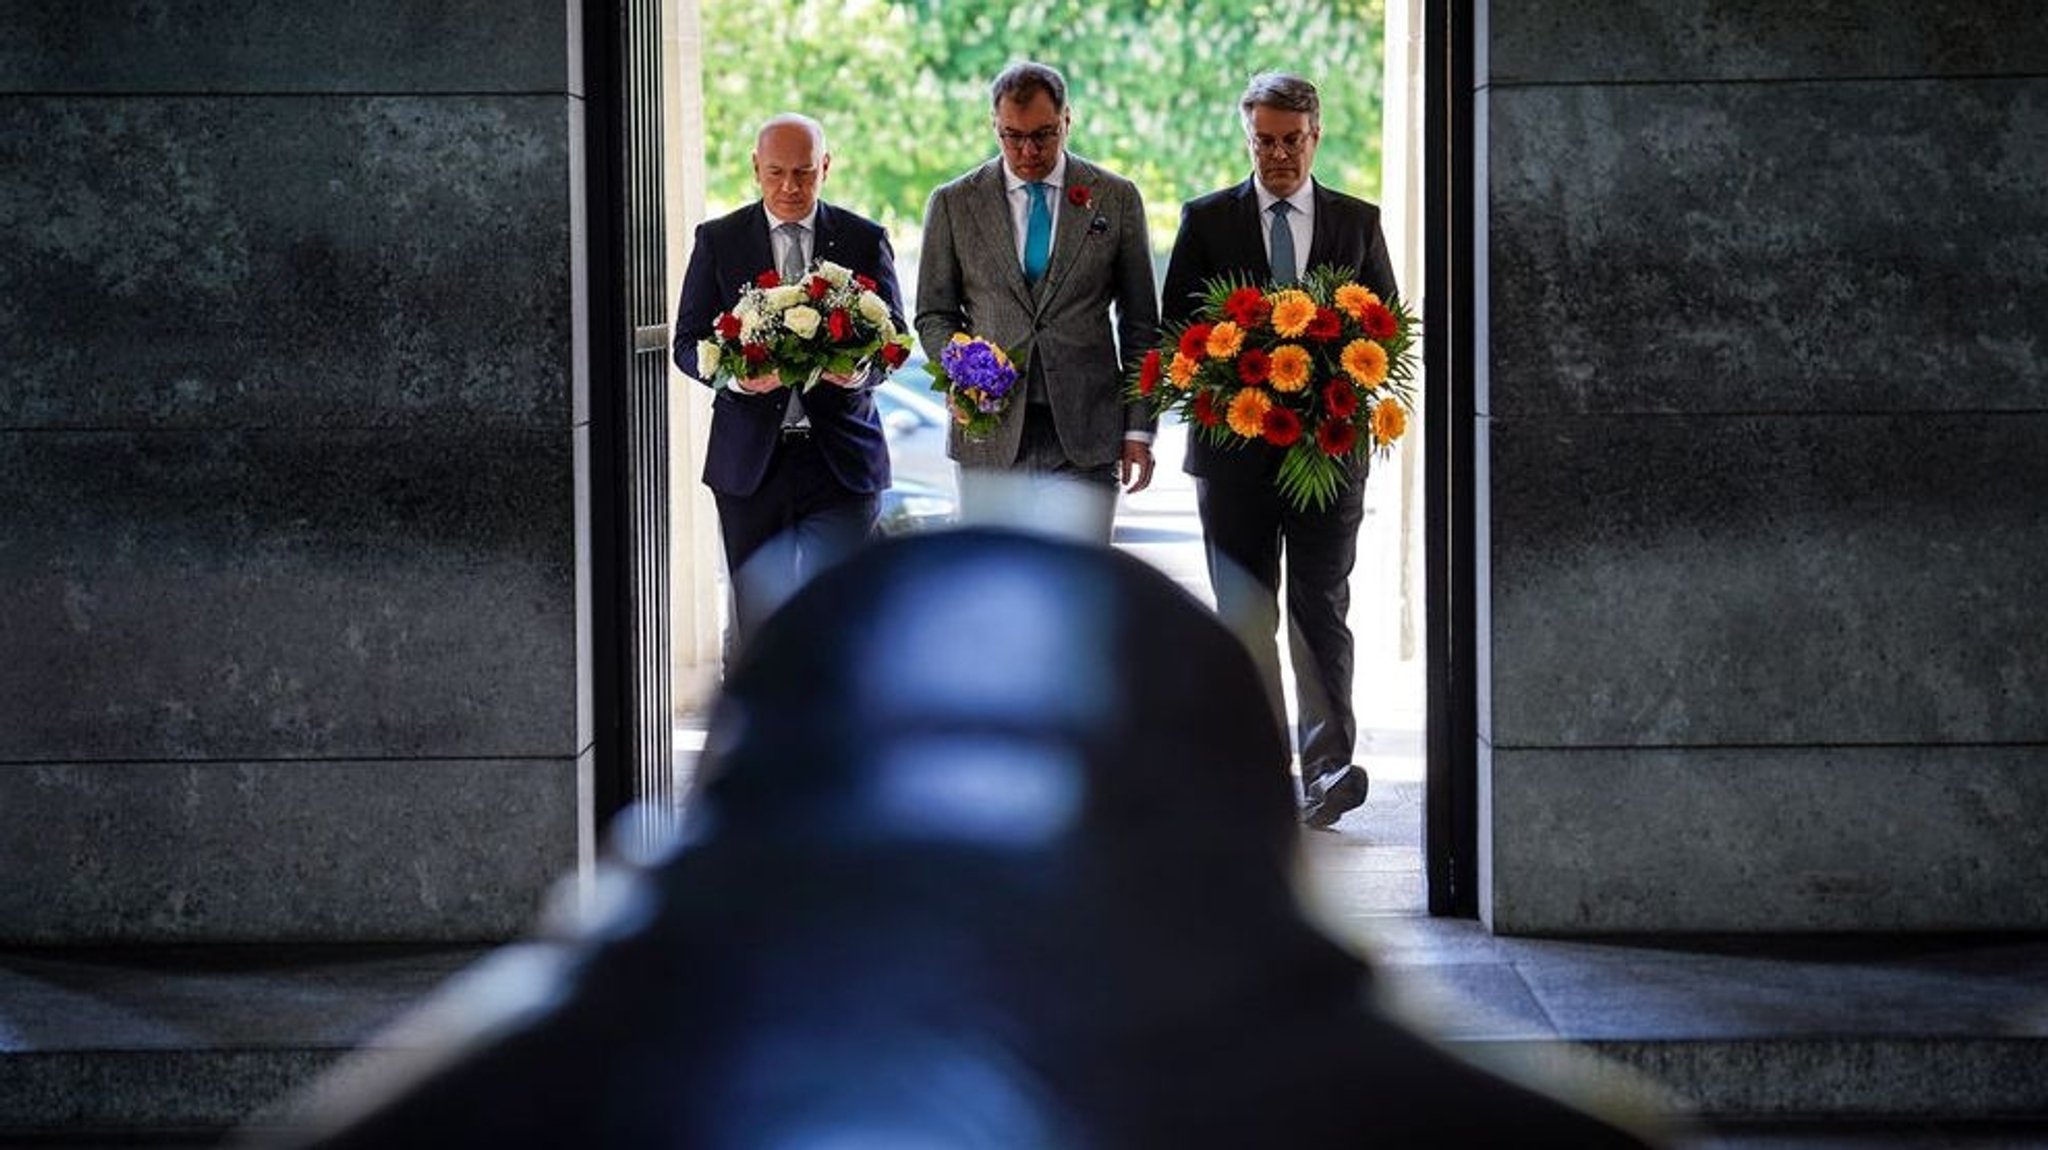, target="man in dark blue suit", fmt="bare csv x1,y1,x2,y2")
1161,73,1398,829
673,113,904,652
